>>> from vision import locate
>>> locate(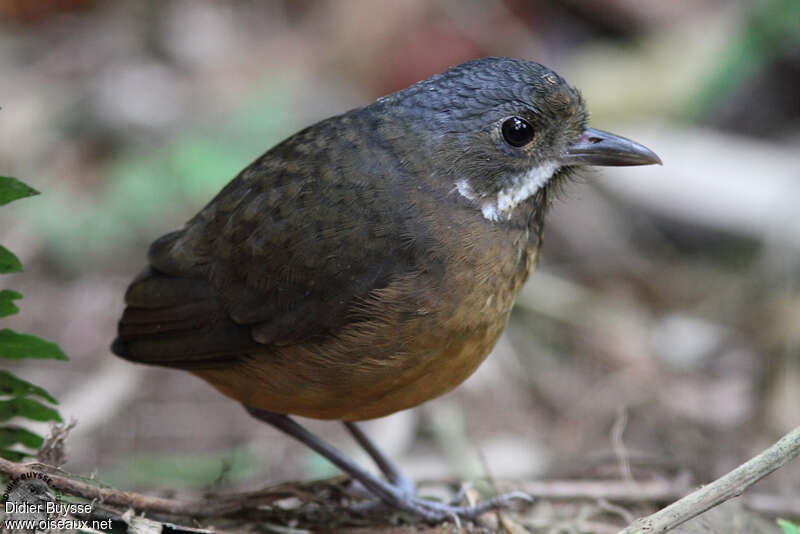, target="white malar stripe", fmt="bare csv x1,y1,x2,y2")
494,161,559,218
481,202,500,221
455,179,477,201
454,160,559,222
